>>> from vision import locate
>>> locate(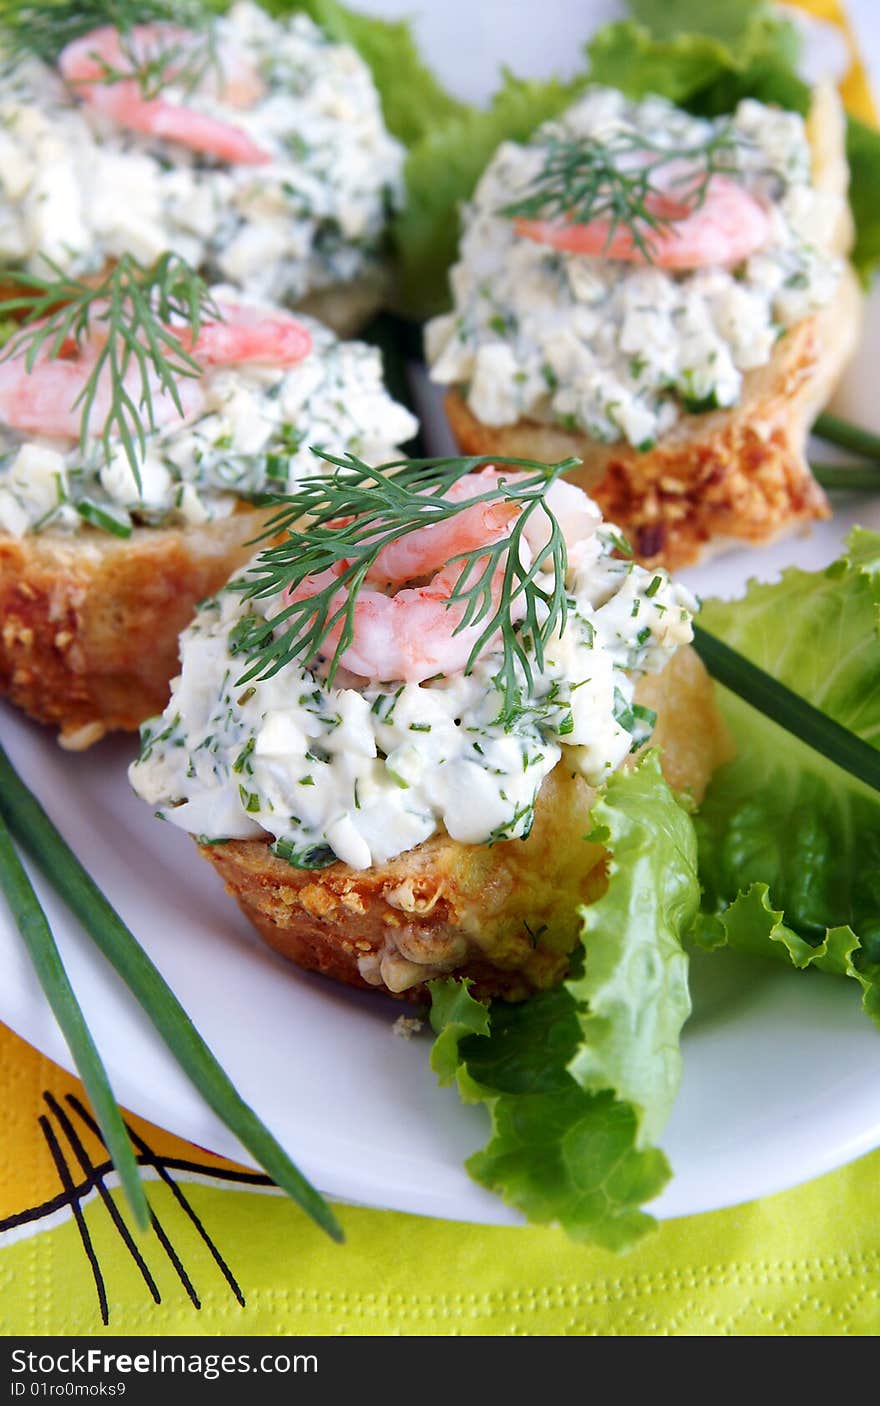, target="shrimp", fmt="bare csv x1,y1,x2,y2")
58,24,271,166
178,304,313,368
289,474,522,683
515,173,771,270
458,470,601,561
0,337,204,440
366,471,513,585
0,306,312,440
